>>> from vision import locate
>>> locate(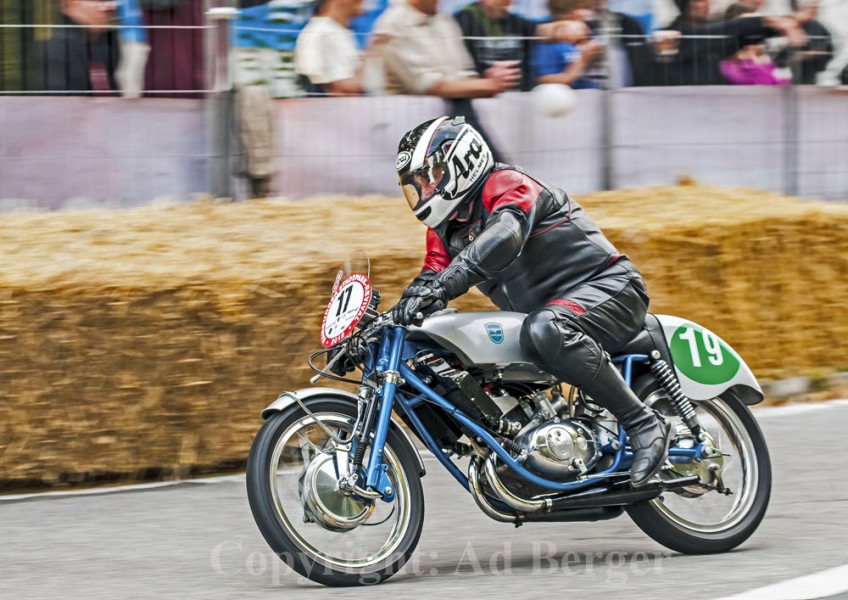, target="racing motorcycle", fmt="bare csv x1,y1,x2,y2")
246,253,771,587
